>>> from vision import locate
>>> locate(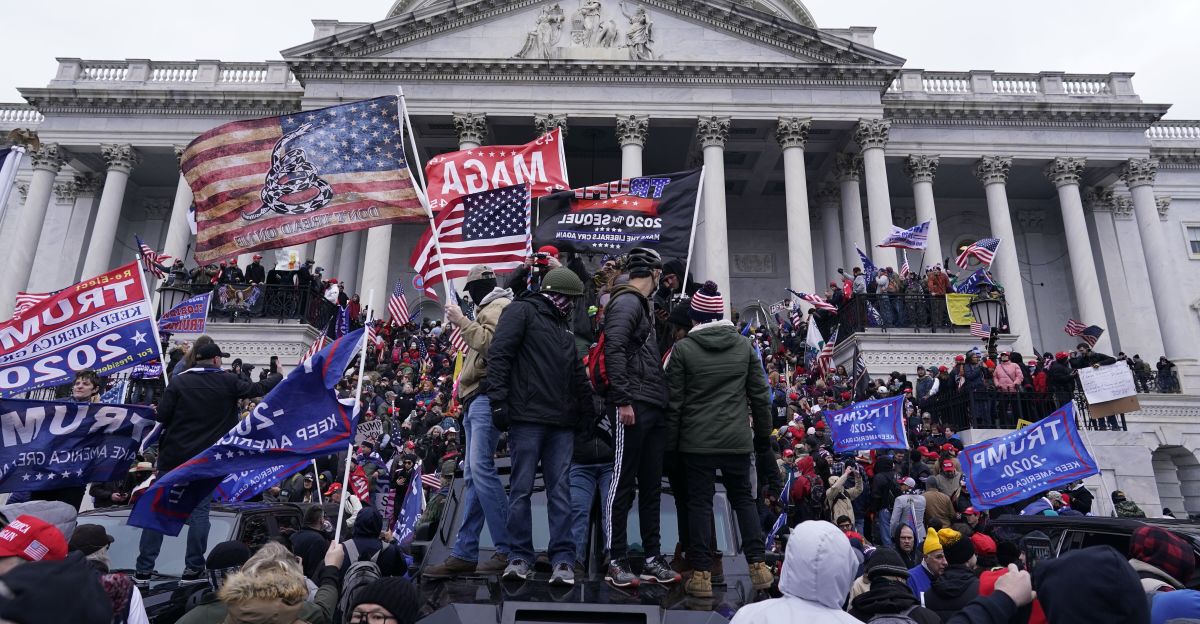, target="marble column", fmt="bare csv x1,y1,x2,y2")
63,174,101,284
974,156,1032,354
359,226,393,306
1121,159,1194,361
336,230,363,293
696,115,731,302
1045,157,1112,354
776,117,815,295
313,237,339,275
1107,195,1166,357
616,115,648,179
453,112,487,150
0,143,67,317
854,119,896,269
903,154,945,266
81,144,140,278
161,146,194,274
834,154,867,271
817,184,843,281
534,113,568,138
